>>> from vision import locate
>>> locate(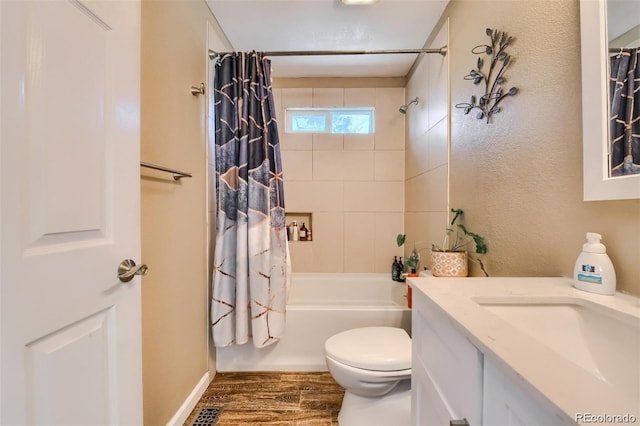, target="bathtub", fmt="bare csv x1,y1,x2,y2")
215,273,411,372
